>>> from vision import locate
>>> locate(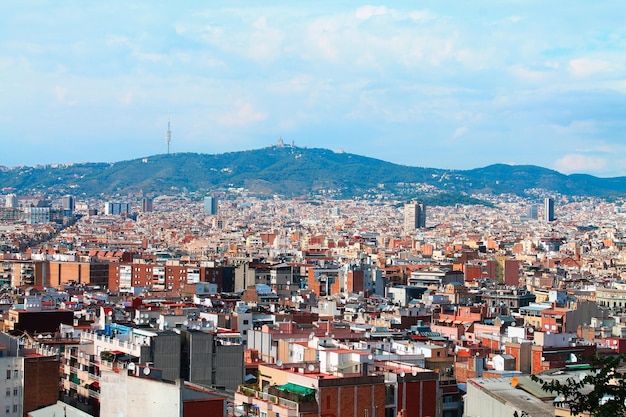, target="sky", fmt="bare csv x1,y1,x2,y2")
2,1,626,177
